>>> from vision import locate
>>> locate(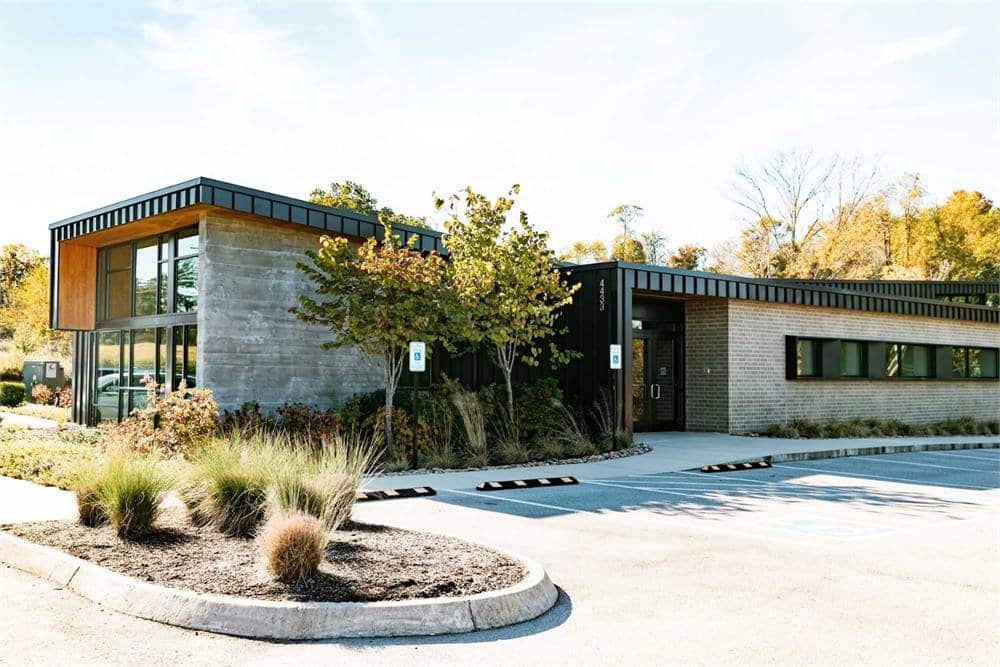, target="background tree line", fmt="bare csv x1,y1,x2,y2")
561,150,999,288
